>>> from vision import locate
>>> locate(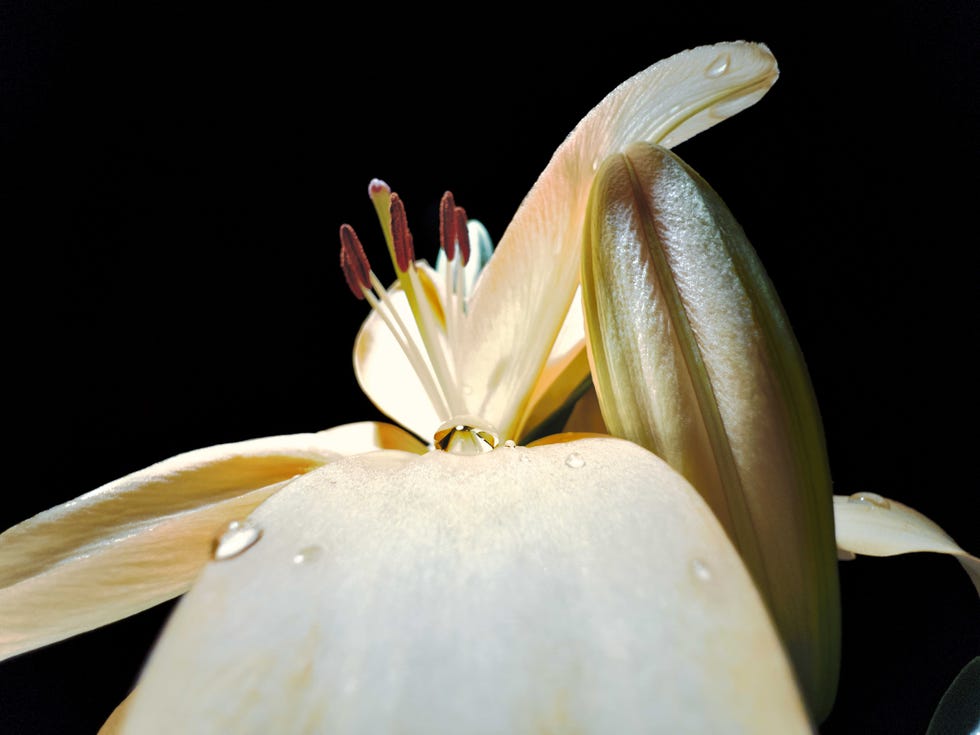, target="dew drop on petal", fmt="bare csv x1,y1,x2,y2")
691,558,712,582
434,416,500,454
292,544,324,565
213,519,262,561
705,53,731,78
564,452,585,469
503,439,517,448
847,492,891,510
